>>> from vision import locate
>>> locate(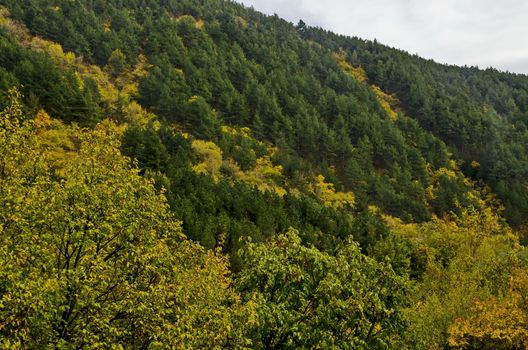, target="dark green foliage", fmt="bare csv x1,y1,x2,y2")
3,0,521,249
121,124,385,267
138,55,189,120
1,0,478,224
300,25,528,226
0,30,100,123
